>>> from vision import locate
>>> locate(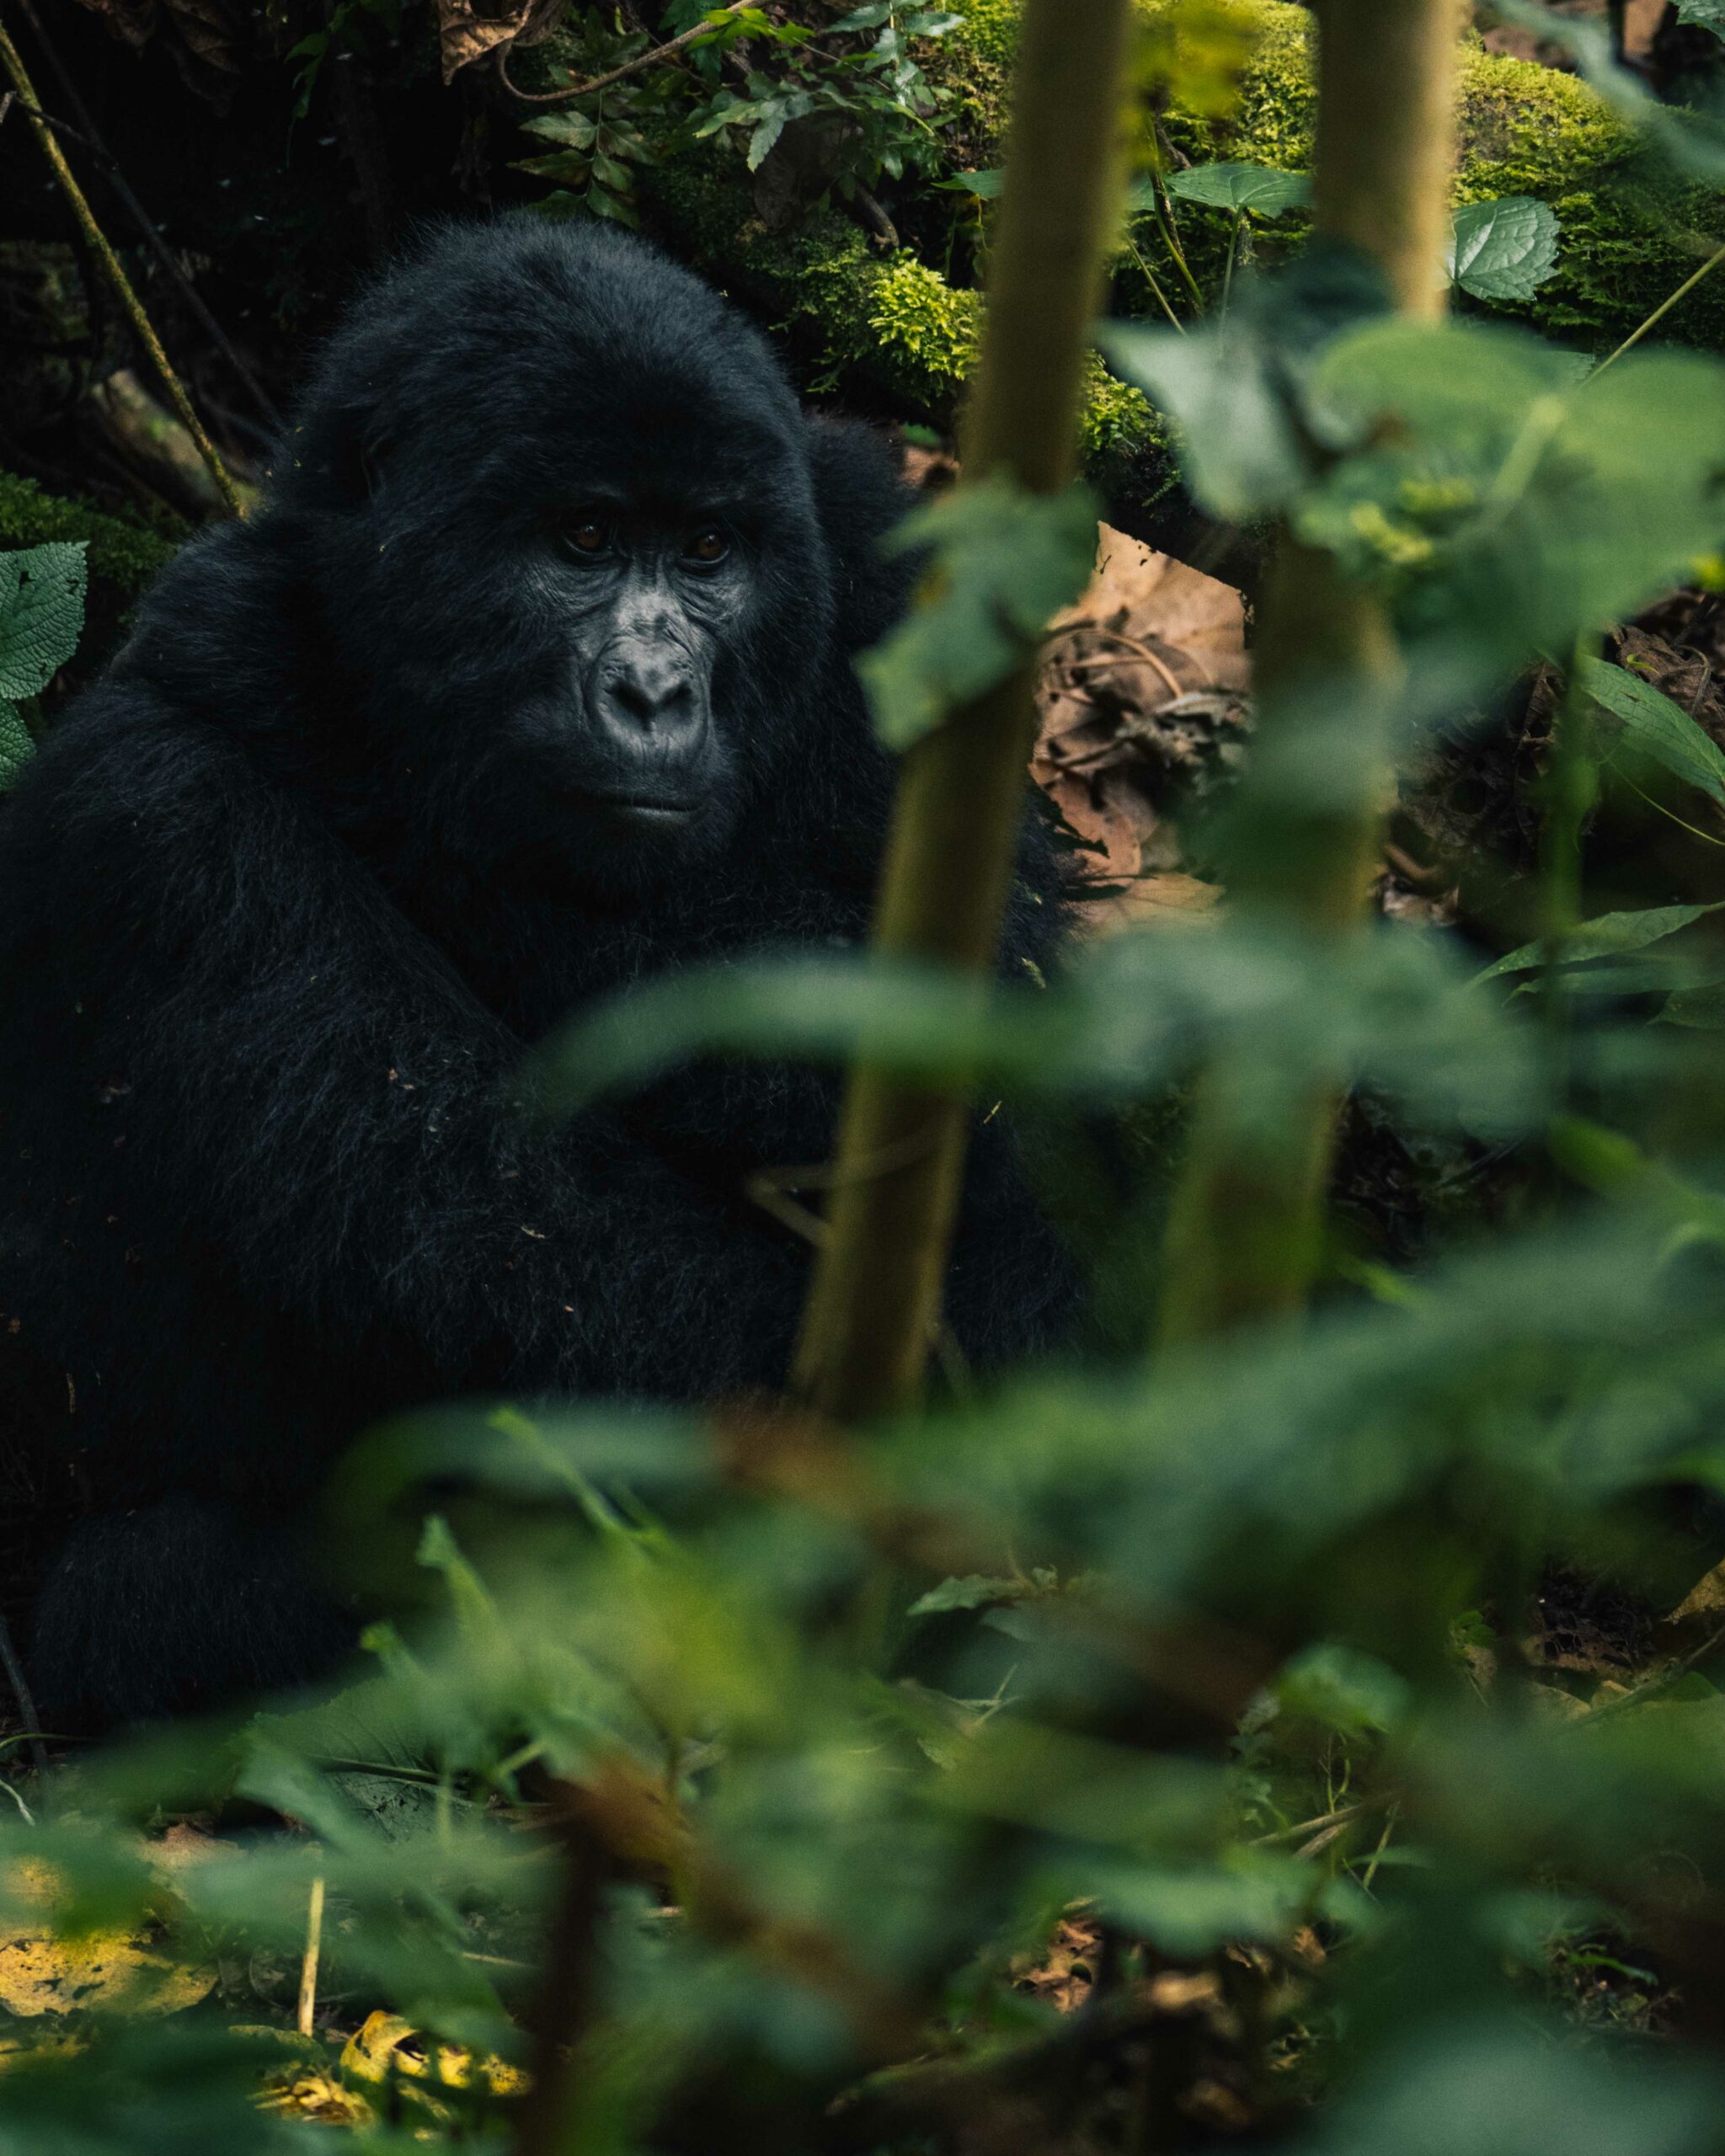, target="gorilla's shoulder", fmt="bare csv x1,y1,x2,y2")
802,415,918,654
